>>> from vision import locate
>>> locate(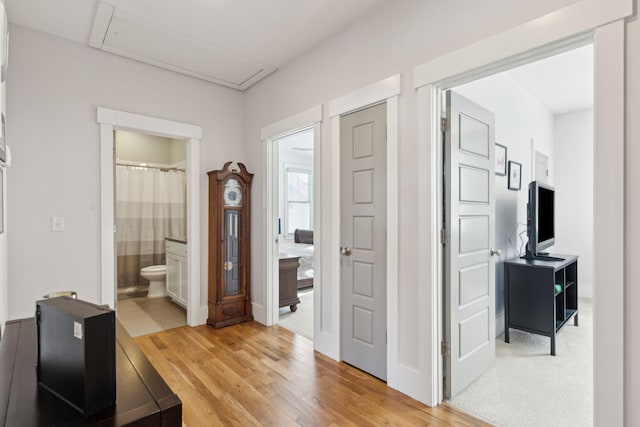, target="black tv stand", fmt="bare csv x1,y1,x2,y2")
504,254,579,355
